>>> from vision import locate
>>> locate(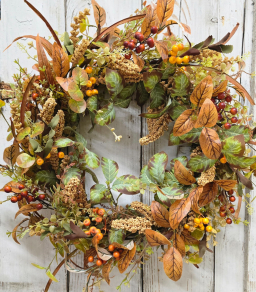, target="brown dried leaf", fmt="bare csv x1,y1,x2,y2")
132,52,145,72
18,198,29,216
180,22,191,34
145,229,170,246
222,23,240,45
190,76,213,107
212,80,228,97
3,142,19,166
174,160,196,185
163,247,183,281
151,201,170,227
199,128,222,159
215,180,237,191
155,40,169,62
141,5,158,36
173,109,195,137
15,204,38,219
0,181,22,193
171,233,185,257
188,186,203,214
12,218,29,244
157,0,175,25
169,198,192,229
180,230,199,245
102,259,113,284
92,0,106,27
194,99,218,128
198,182,218,207
118,243,136,273
234,196,242,219
52,42,70,77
